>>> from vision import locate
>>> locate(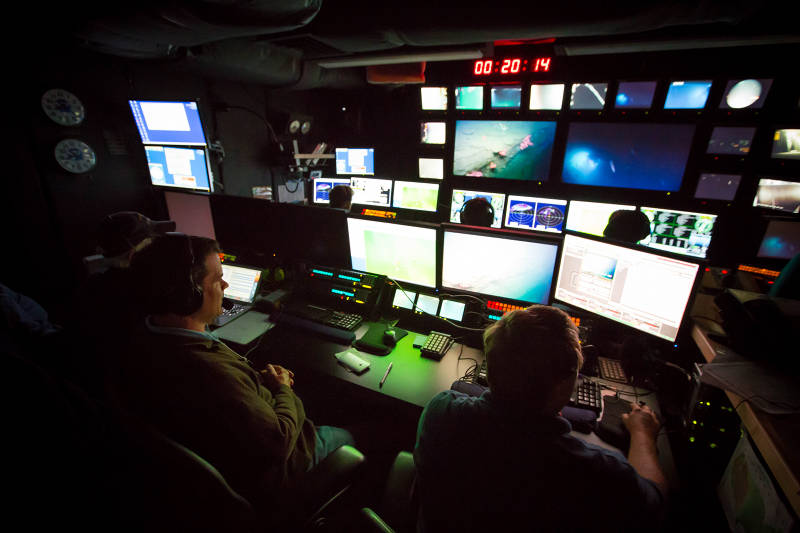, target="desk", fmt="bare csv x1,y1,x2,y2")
691,293,800,516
